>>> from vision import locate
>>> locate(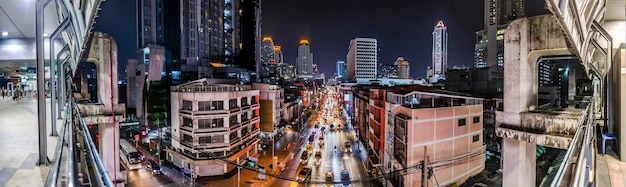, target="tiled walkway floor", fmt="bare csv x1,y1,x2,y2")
0,97,63,187
595,118,625,187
